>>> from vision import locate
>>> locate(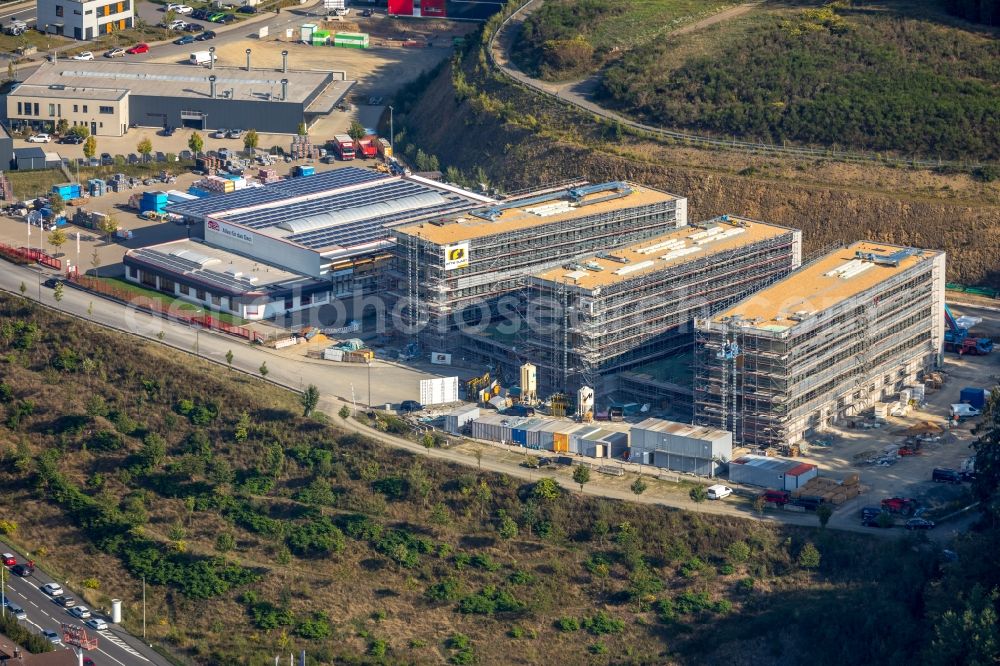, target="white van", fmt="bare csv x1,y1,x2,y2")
951,403,981,418
706,484,733,500
189,51,213,66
